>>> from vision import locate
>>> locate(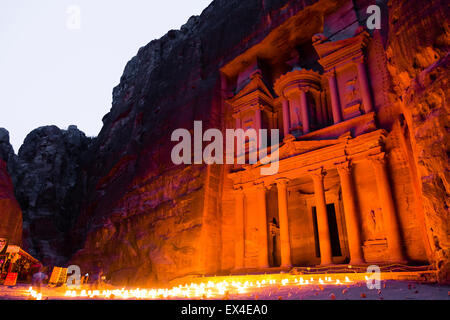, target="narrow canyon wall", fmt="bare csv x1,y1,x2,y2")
386,0,449,282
